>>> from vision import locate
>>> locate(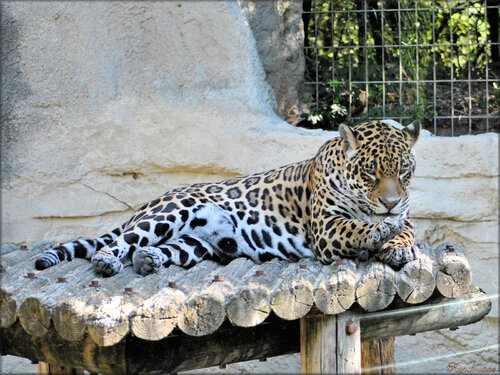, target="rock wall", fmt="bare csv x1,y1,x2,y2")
0,0,330,245
411,133,499,318
1,1,498,373
239,0,307,123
